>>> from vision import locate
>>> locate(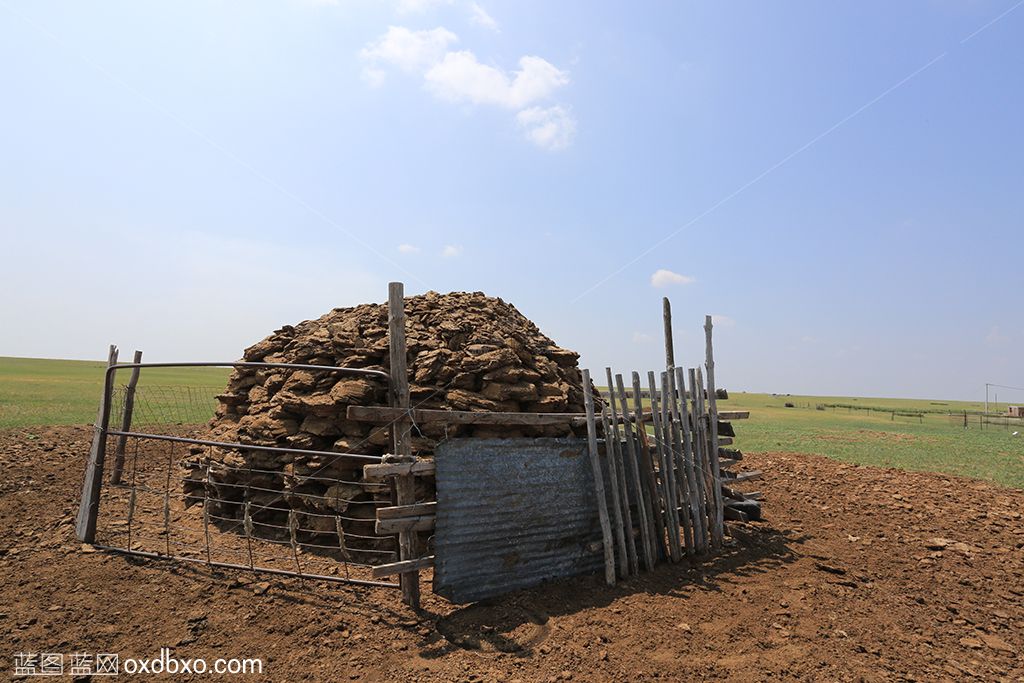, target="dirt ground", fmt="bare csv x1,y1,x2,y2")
1,426,1022,681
